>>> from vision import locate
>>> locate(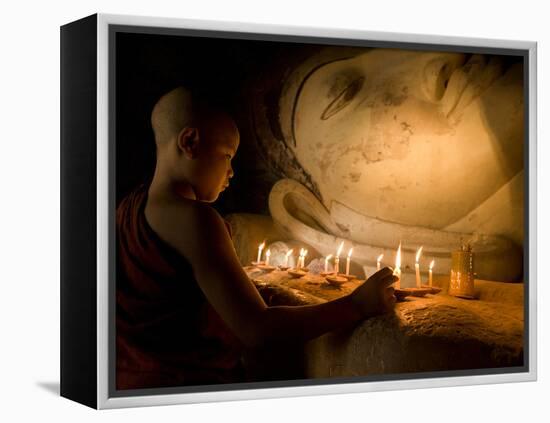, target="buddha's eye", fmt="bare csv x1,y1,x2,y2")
423,58,454,102
321,76,365,120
